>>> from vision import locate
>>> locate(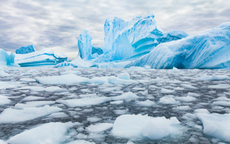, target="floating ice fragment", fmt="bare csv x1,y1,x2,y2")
86,123,113,133
0,95,11,106
112,114,183,140
136,100,155,107
67,140,95,144
160,88,175,94
159,95,179,105
197,113,230,142
117,72,130,80
8,122,76,144
0,105,61,123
